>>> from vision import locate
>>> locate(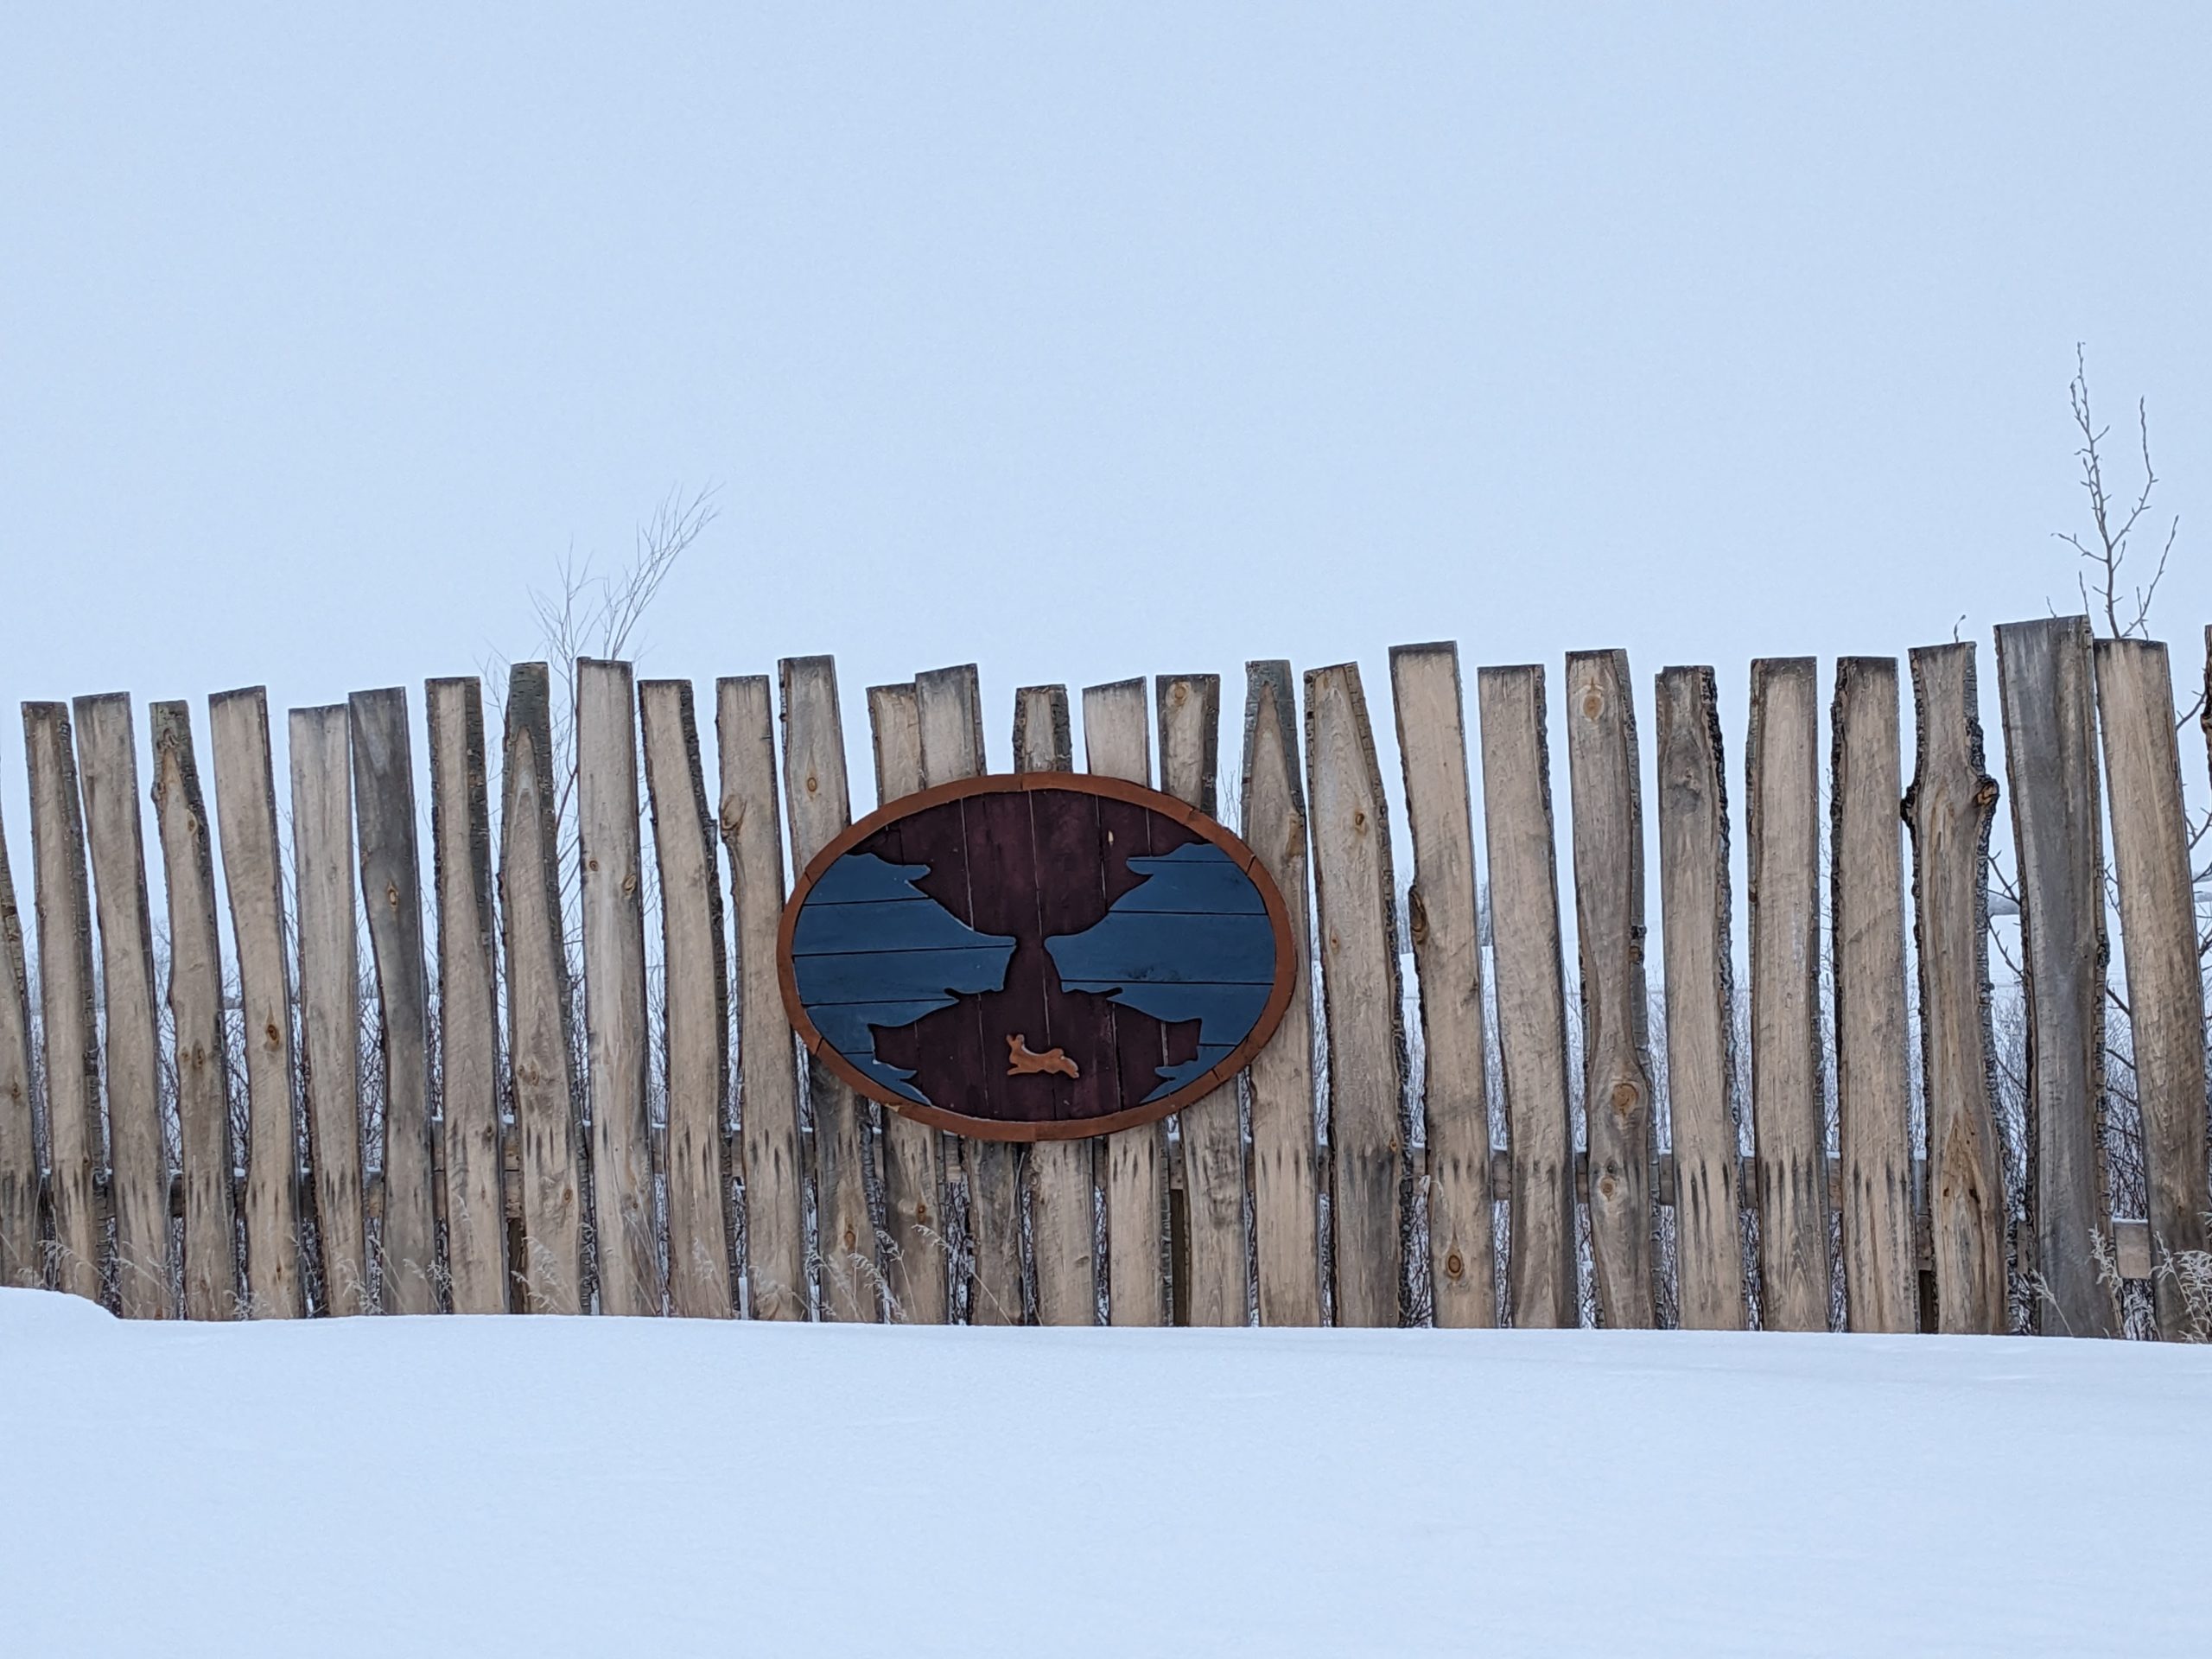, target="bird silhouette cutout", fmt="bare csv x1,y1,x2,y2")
1006,1034,1079,1078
